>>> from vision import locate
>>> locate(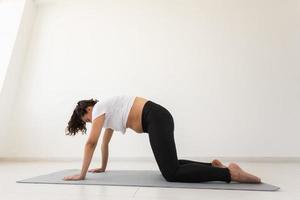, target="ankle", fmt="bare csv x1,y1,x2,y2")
228,168,239,181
